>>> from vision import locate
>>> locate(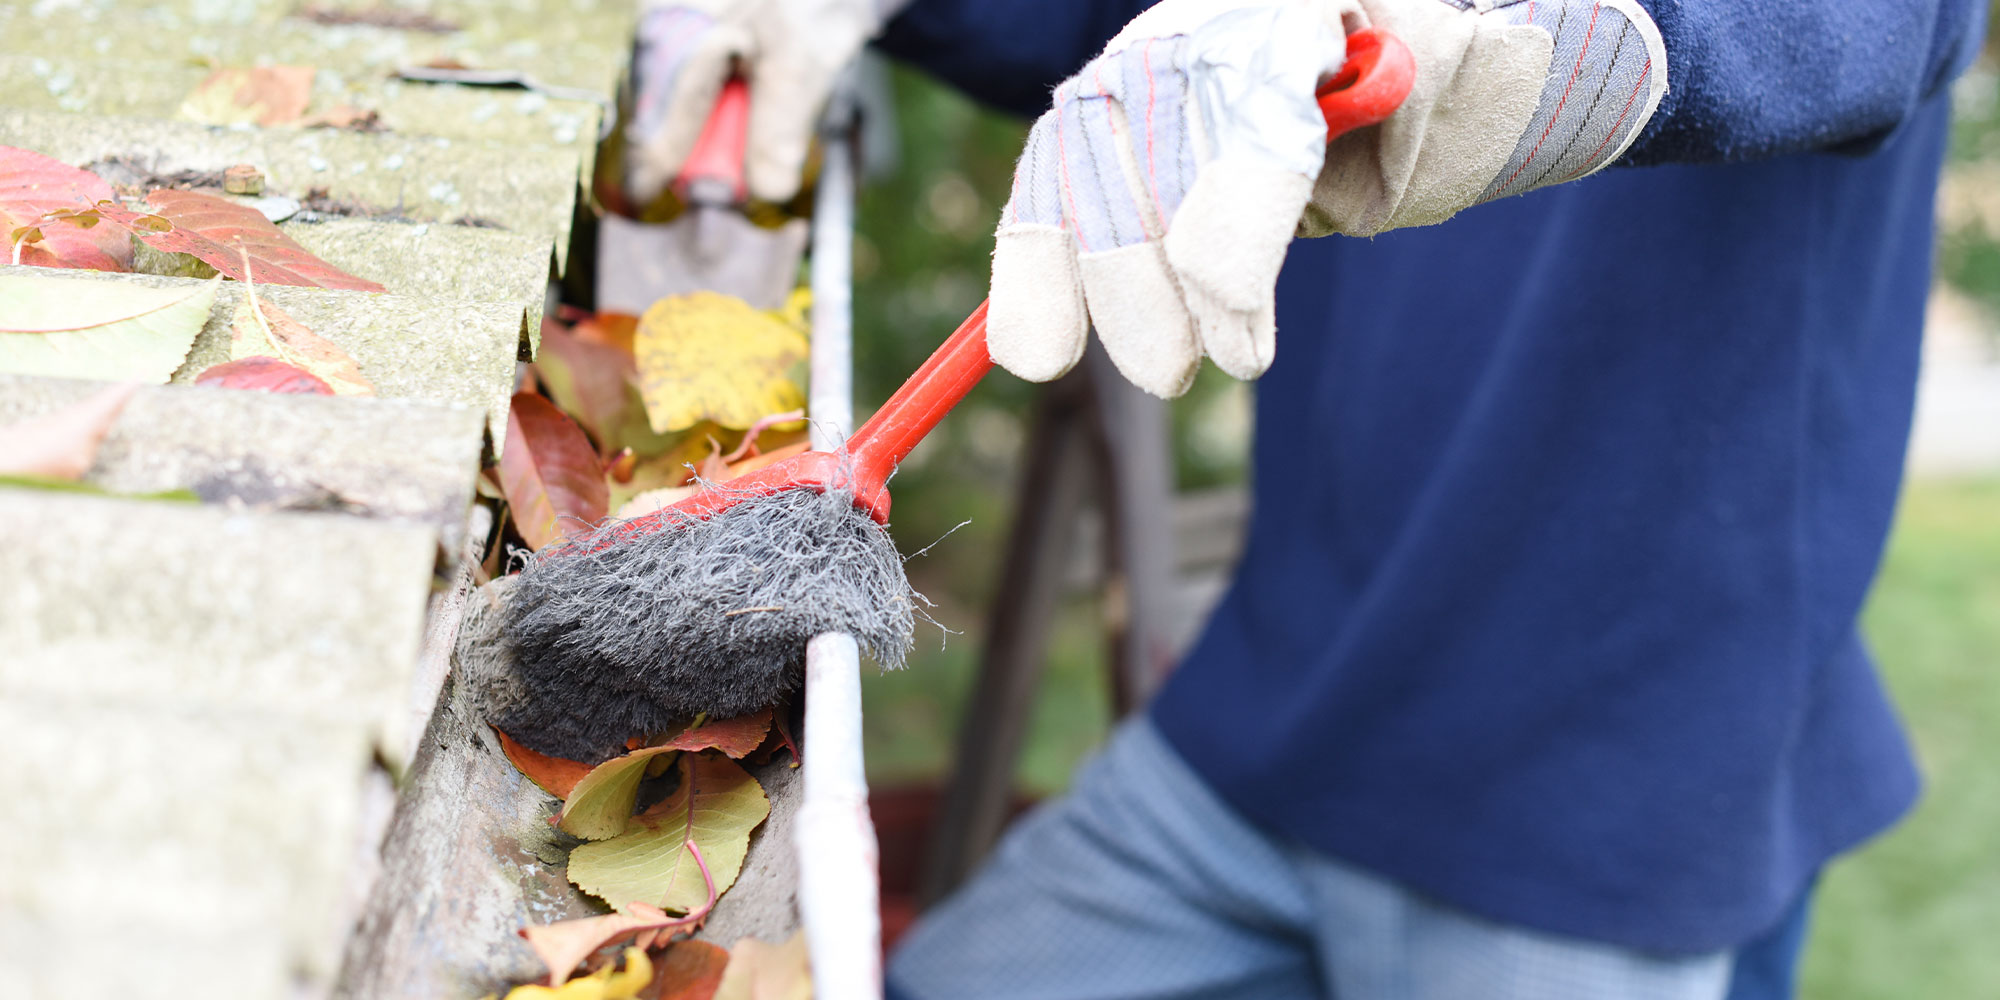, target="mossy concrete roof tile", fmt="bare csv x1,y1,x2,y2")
0,54,603,184
0,374,485,552
1,700,372,1000
0,107,581,270
0,489,436,754
0,265,521,449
